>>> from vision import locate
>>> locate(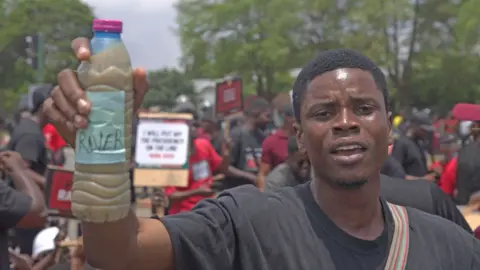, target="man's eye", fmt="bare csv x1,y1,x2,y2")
357,105,374,115
314,111,332,119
